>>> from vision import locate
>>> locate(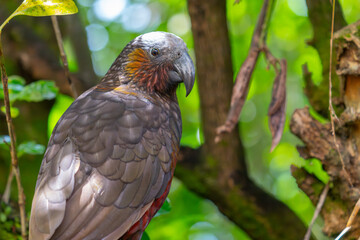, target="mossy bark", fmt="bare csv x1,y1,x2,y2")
291,0,360,237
